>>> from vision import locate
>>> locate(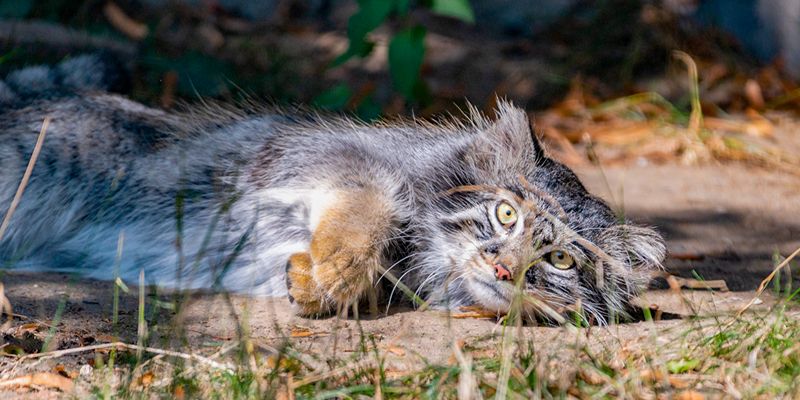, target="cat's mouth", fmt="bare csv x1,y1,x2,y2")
467,260,517,311
475,278,511,302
